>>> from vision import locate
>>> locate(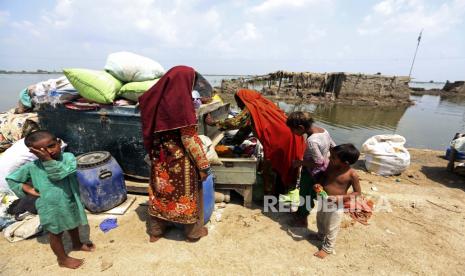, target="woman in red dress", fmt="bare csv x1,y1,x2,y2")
139,66,211,242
